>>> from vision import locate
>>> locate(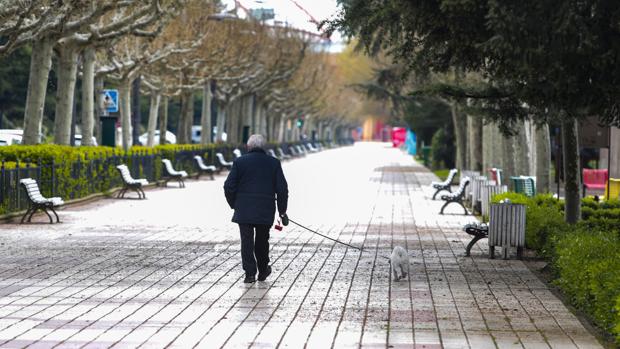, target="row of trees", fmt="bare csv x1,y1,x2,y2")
330,0,620,223
0,0,364,150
